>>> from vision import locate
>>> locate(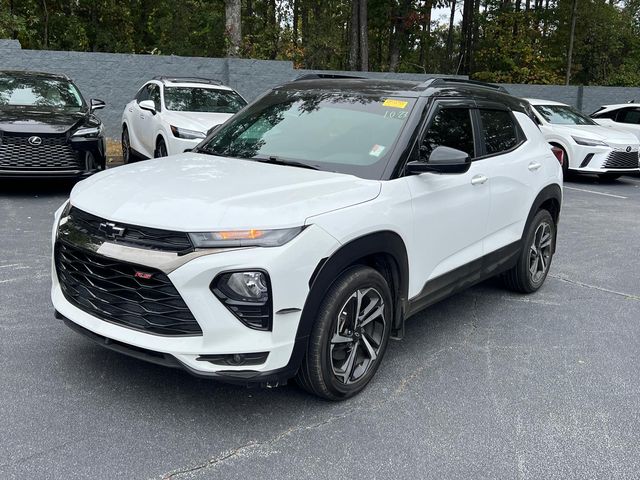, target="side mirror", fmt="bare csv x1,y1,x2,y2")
90,98,105,113
406,145,471,175
139,100,156,114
